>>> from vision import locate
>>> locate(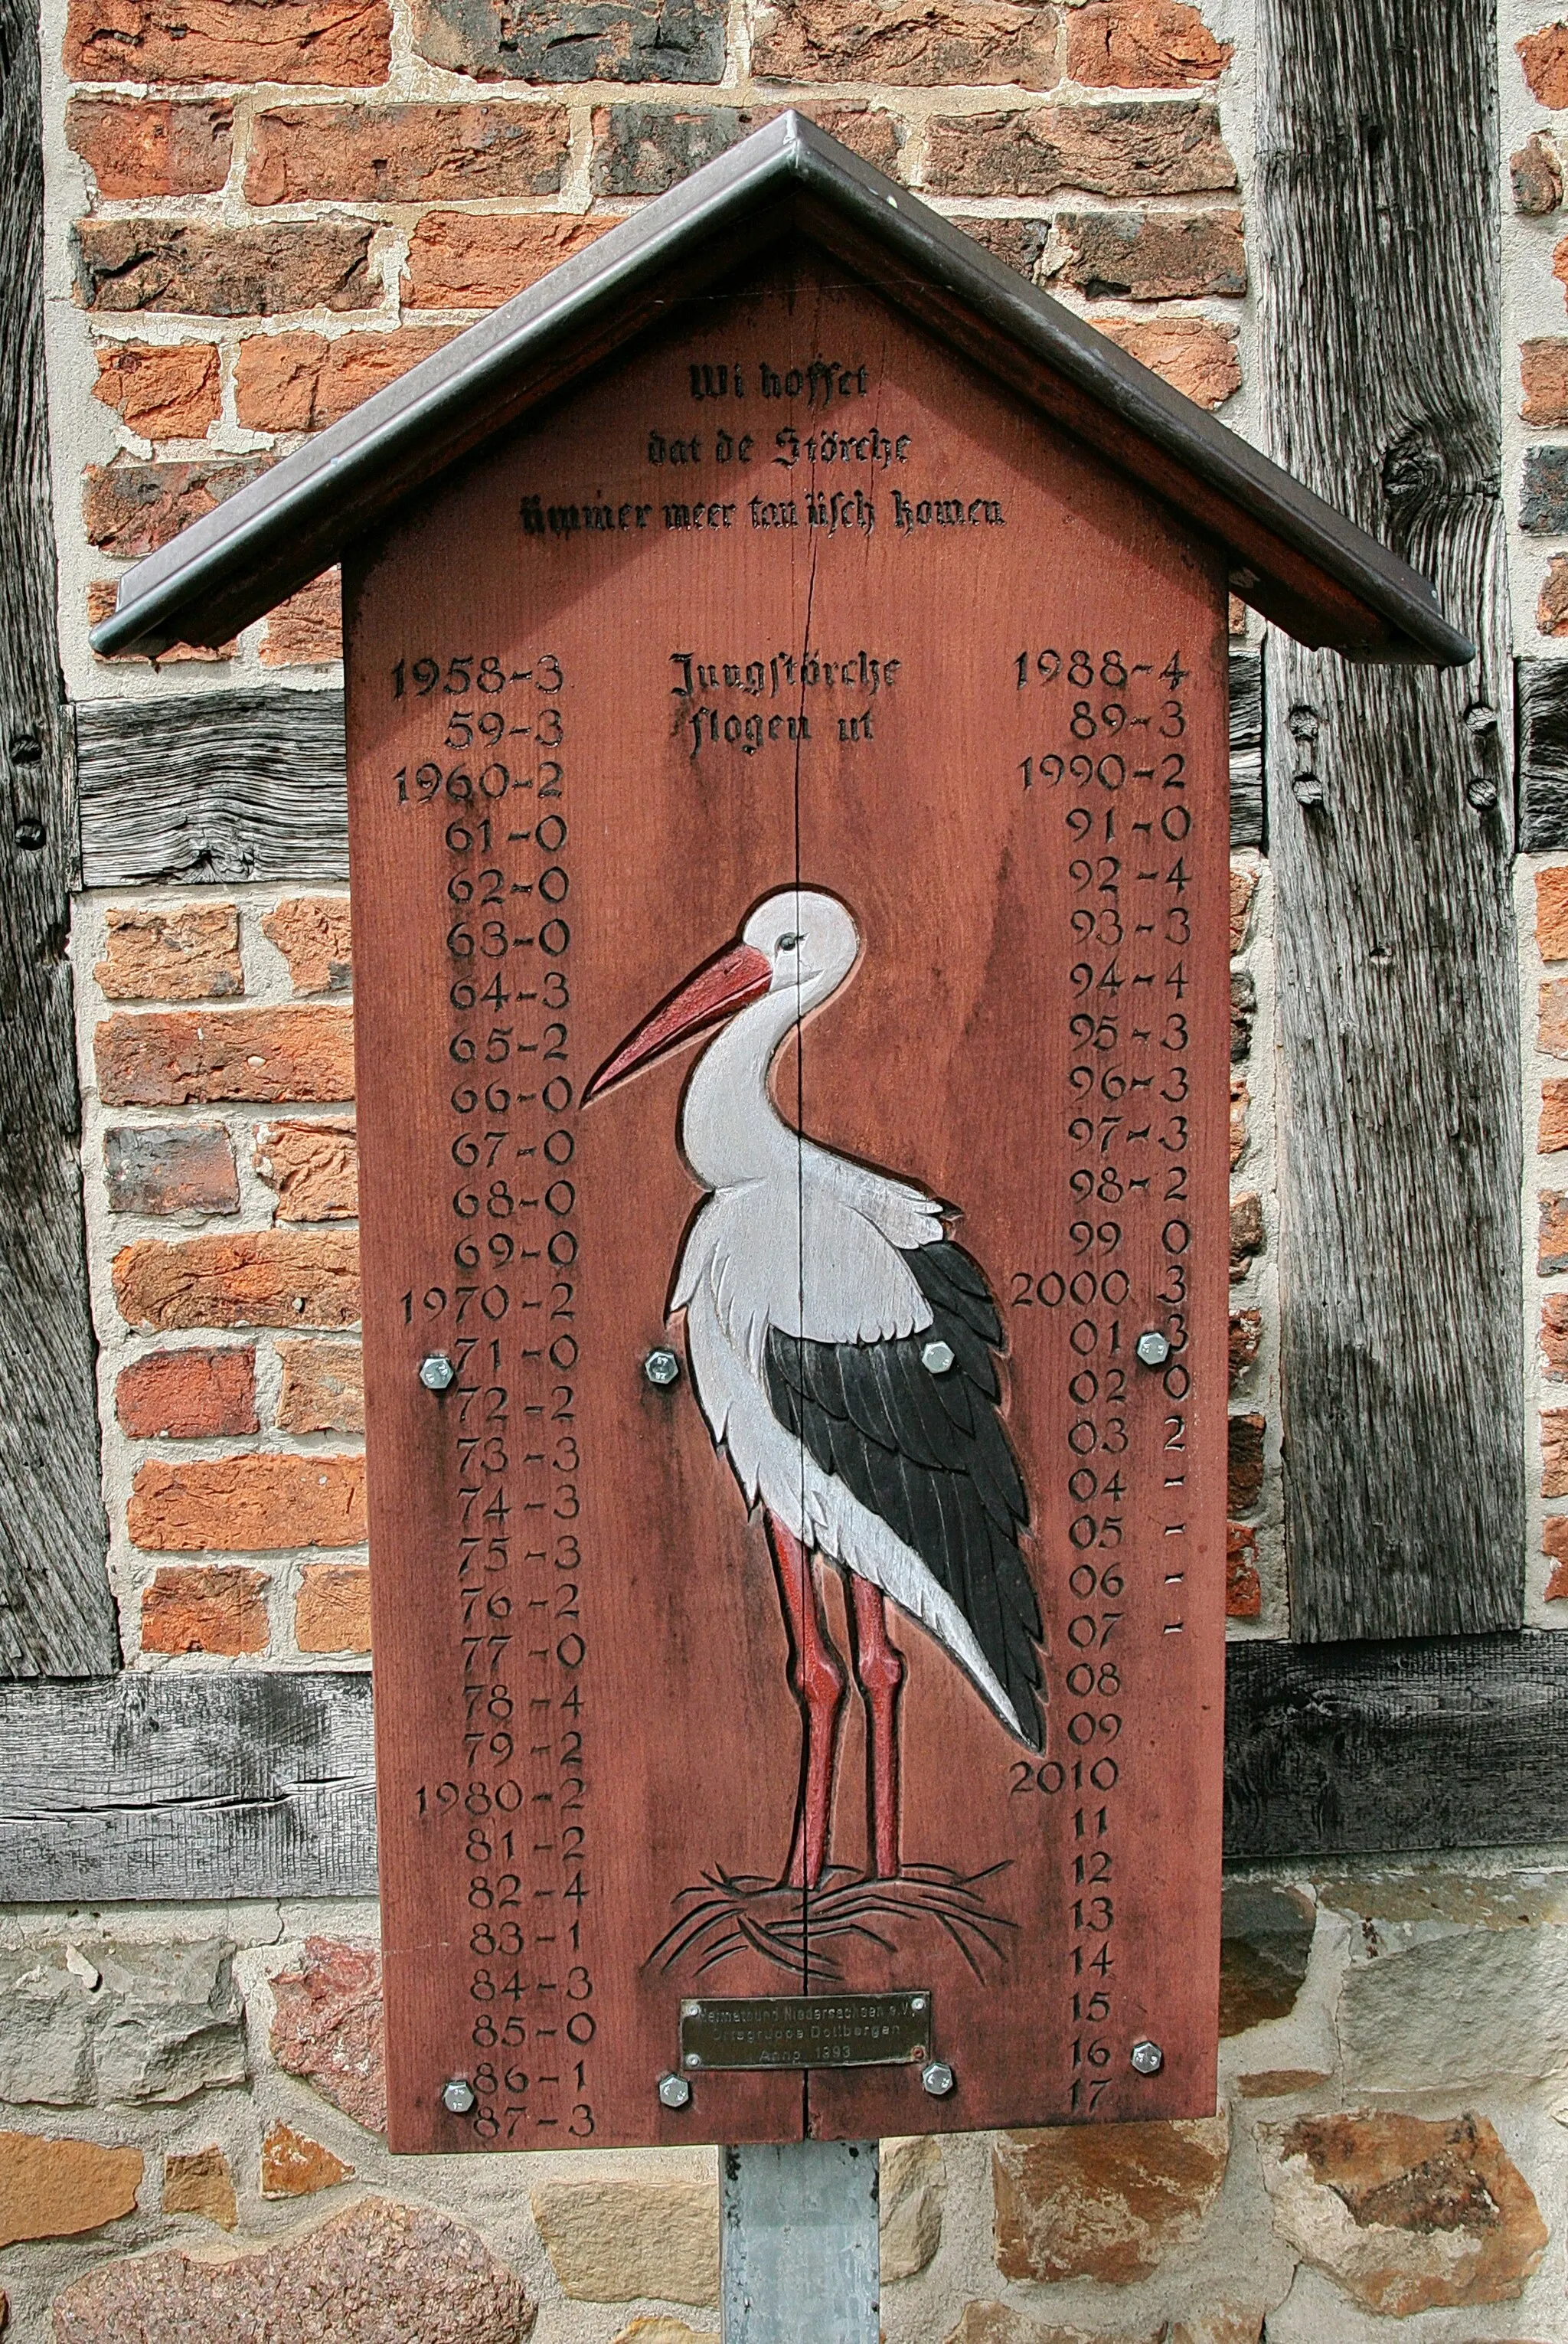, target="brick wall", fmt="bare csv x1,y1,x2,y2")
53,0,1253,683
